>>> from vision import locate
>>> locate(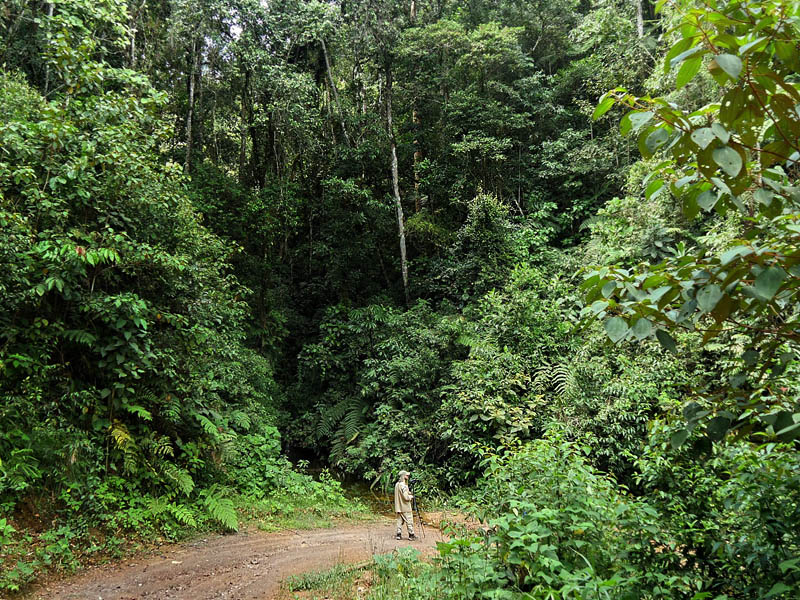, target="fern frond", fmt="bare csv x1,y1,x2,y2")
109,420,139,473
146,496,168,516
161,394,182,423
160,462,195,497
165,502,197,527
533,362,580,402
199,486,239,531
230,410,251,431
315,397,348,440
216,431,237,462
196,414,220,440
151,435,175,458
109,420,133,449
341,398,367,441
